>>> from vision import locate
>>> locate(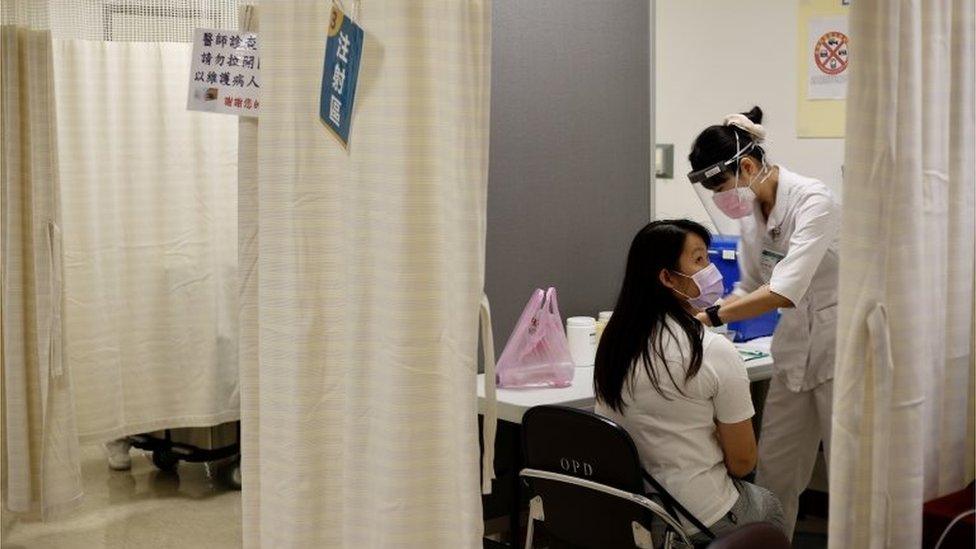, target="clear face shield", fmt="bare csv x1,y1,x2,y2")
686,134,757,236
